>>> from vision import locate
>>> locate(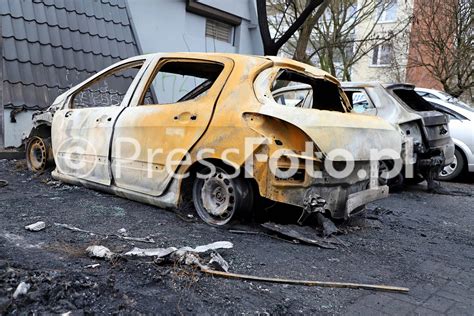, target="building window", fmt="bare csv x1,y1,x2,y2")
376,0,398,23
205,19,233,44
371,43,393,66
